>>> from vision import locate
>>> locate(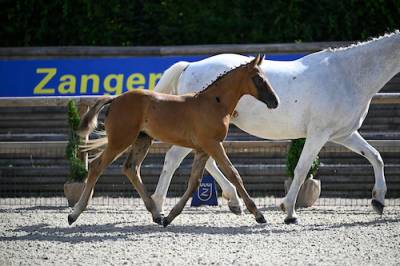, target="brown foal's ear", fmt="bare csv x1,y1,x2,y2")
251,54,261,67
